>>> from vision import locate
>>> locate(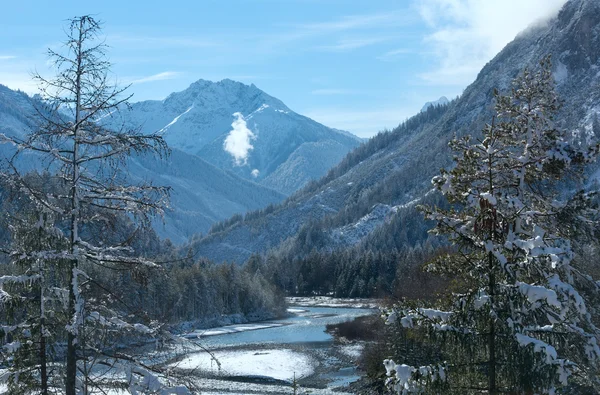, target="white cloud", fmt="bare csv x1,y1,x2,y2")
130,71,182,84
315,37,390,52
297,11,409,33
377,48,411,61
264,11,413,49
416,0,567,86
311,89,358,96
108,35,219,49
0,56,17,60
223,112,256,166
251,169,260,178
